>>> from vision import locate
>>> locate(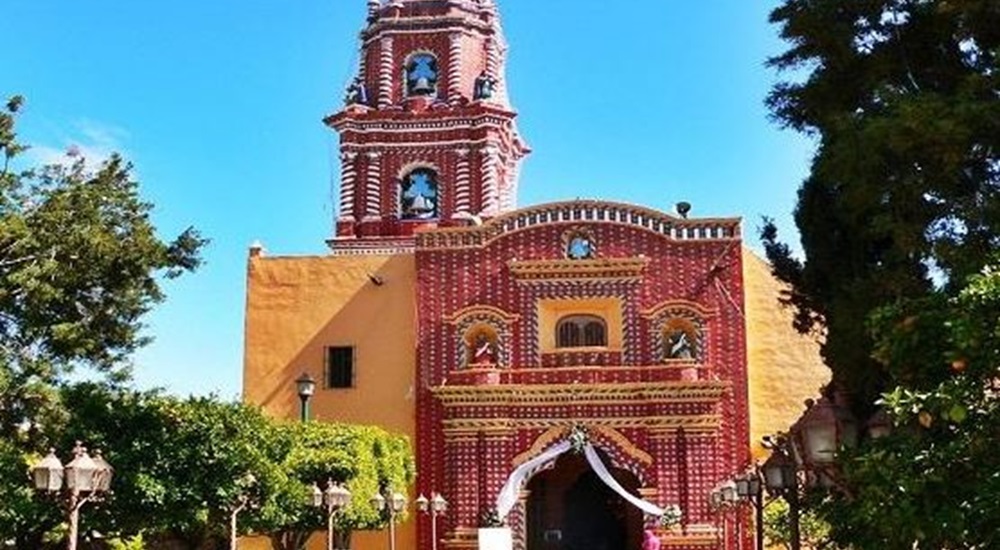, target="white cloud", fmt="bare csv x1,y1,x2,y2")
25,119,130,172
